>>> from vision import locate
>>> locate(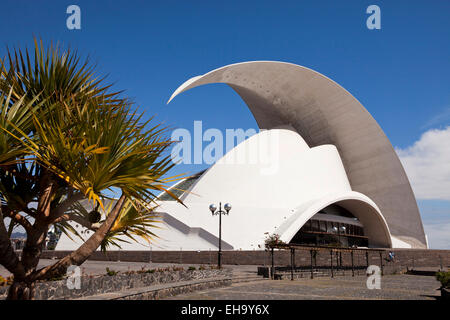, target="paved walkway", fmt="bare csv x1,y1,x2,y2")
0,259,256,277
1,260,442,300
164,275,441,300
